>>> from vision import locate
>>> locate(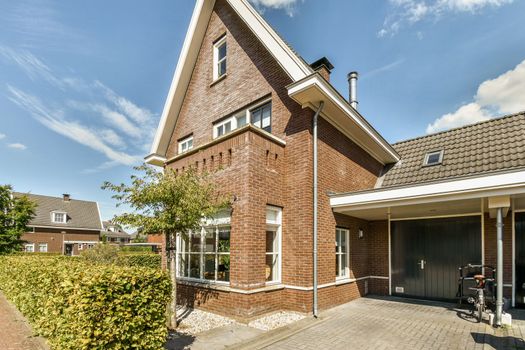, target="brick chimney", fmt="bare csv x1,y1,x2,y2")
63,193,70,201
310,57,334,81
